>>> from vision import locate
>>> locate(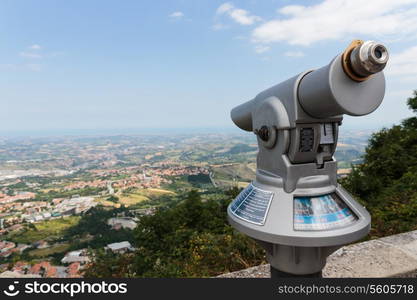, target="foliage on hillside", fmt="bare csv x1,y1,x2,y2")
84,189,265,278
187,173,211,187
226,144,257,155
65,206,135,250
341,91,417,237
